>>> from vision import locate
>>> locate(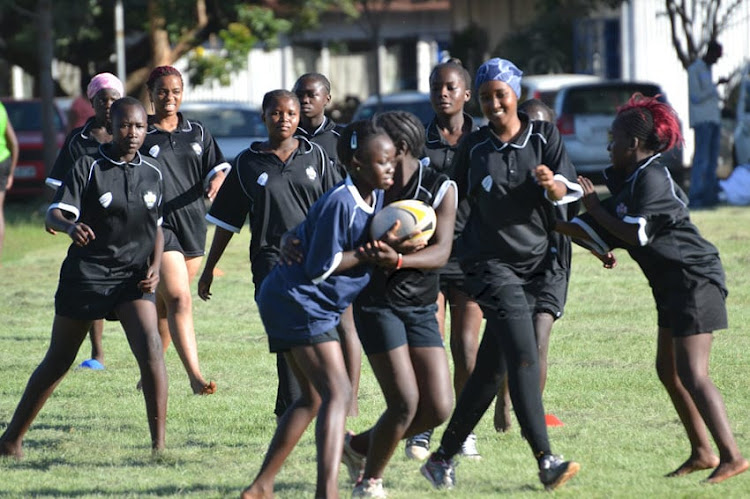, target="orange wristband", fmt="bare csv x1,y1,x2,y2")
395,253,403,270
